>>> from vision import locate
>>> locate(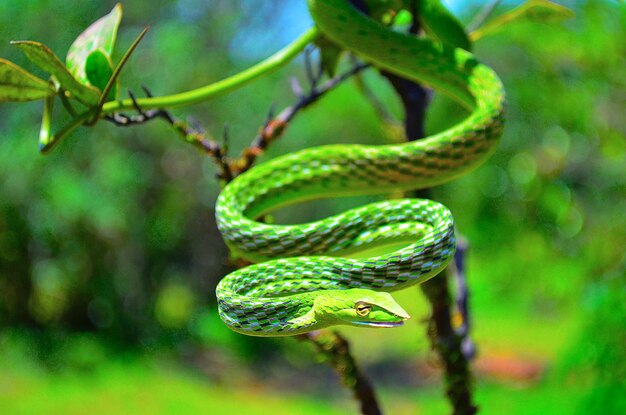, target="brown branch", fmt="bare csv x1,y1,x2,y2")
233,61,368,175
422,270,477,415
373,4,478,414
105,88,234,181
108,61,368,182
299,331,382,415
